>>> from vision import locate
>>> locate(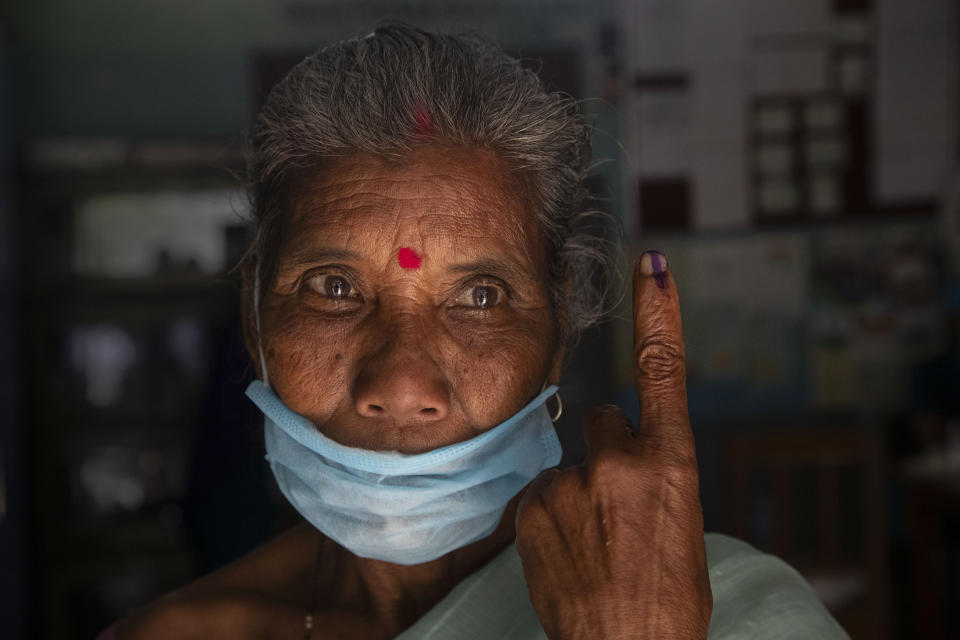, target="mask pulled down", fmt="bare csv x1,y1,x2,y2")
245,380,563,565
